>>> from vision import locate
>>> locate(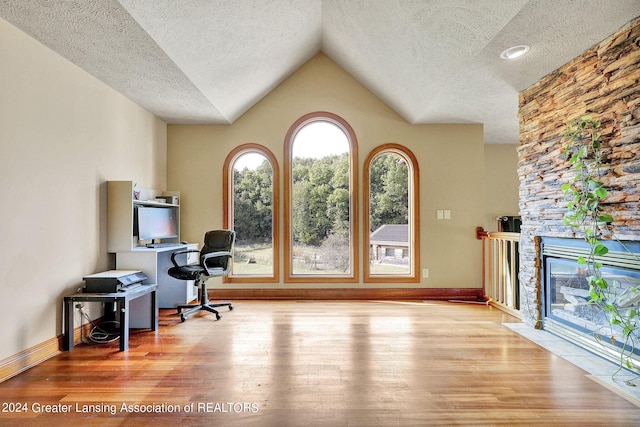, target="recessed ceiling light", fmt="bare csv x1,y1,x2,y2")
500,45,530,60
